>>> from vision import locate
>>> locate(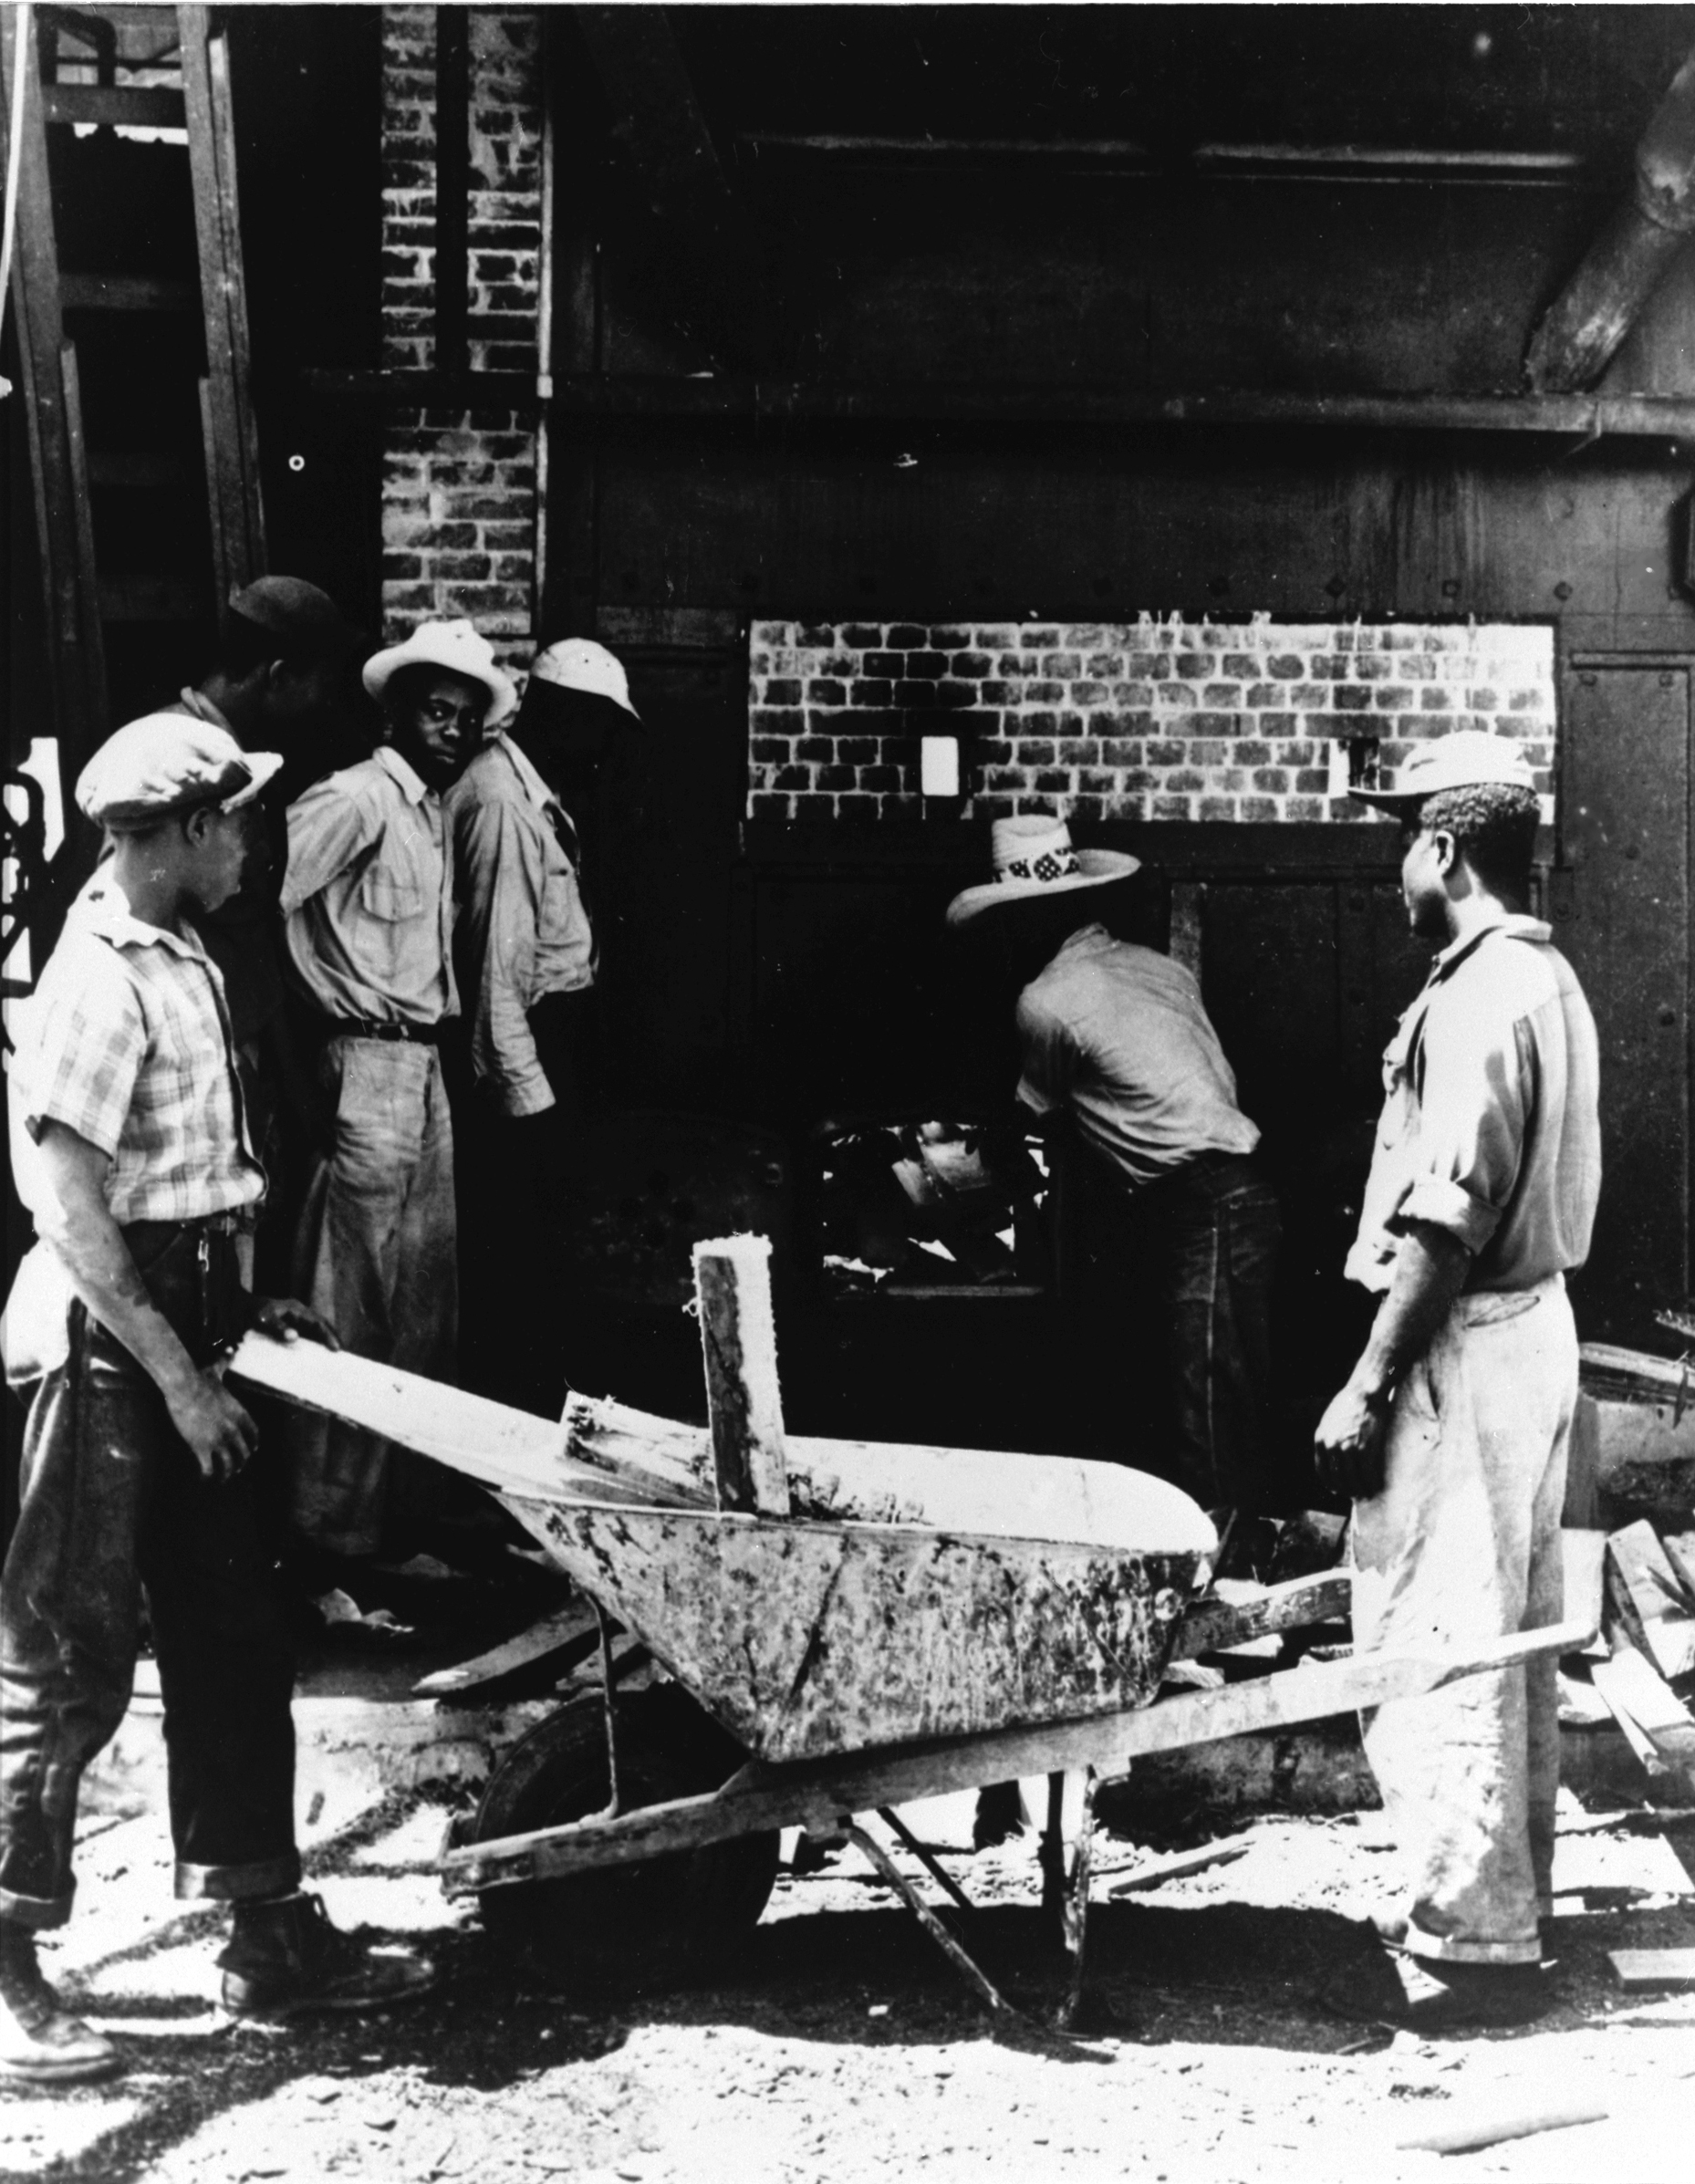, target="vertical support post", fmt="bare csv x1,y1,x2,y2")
692,1234,791,1517
0,2,107,791
433,1,470,379
182,4,265,591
